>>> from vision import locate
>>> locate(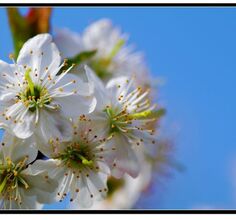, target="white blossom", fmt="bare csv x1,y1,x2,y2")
54,19,150,85
0,133,58,209
34,117,115,208
0,34,96,152
85,66,157,178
